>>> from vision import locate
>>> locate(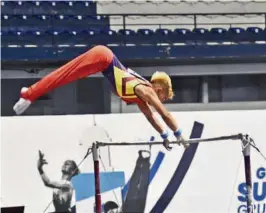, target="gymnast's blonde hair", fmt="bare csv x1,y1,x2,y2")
150,71,174,100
